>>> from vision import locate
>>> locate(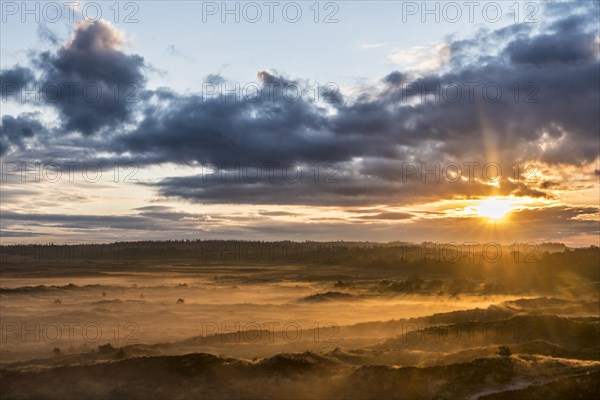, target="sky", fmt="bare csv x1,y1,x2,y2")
0,0,599,245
